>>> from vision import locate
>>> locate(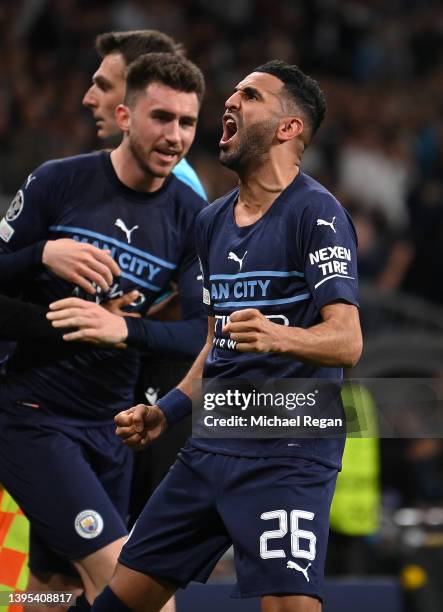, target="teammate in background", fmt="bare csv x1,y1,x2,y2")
0,54,206,612
92,61,363,611
83,30,206,199
0,30,205,344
